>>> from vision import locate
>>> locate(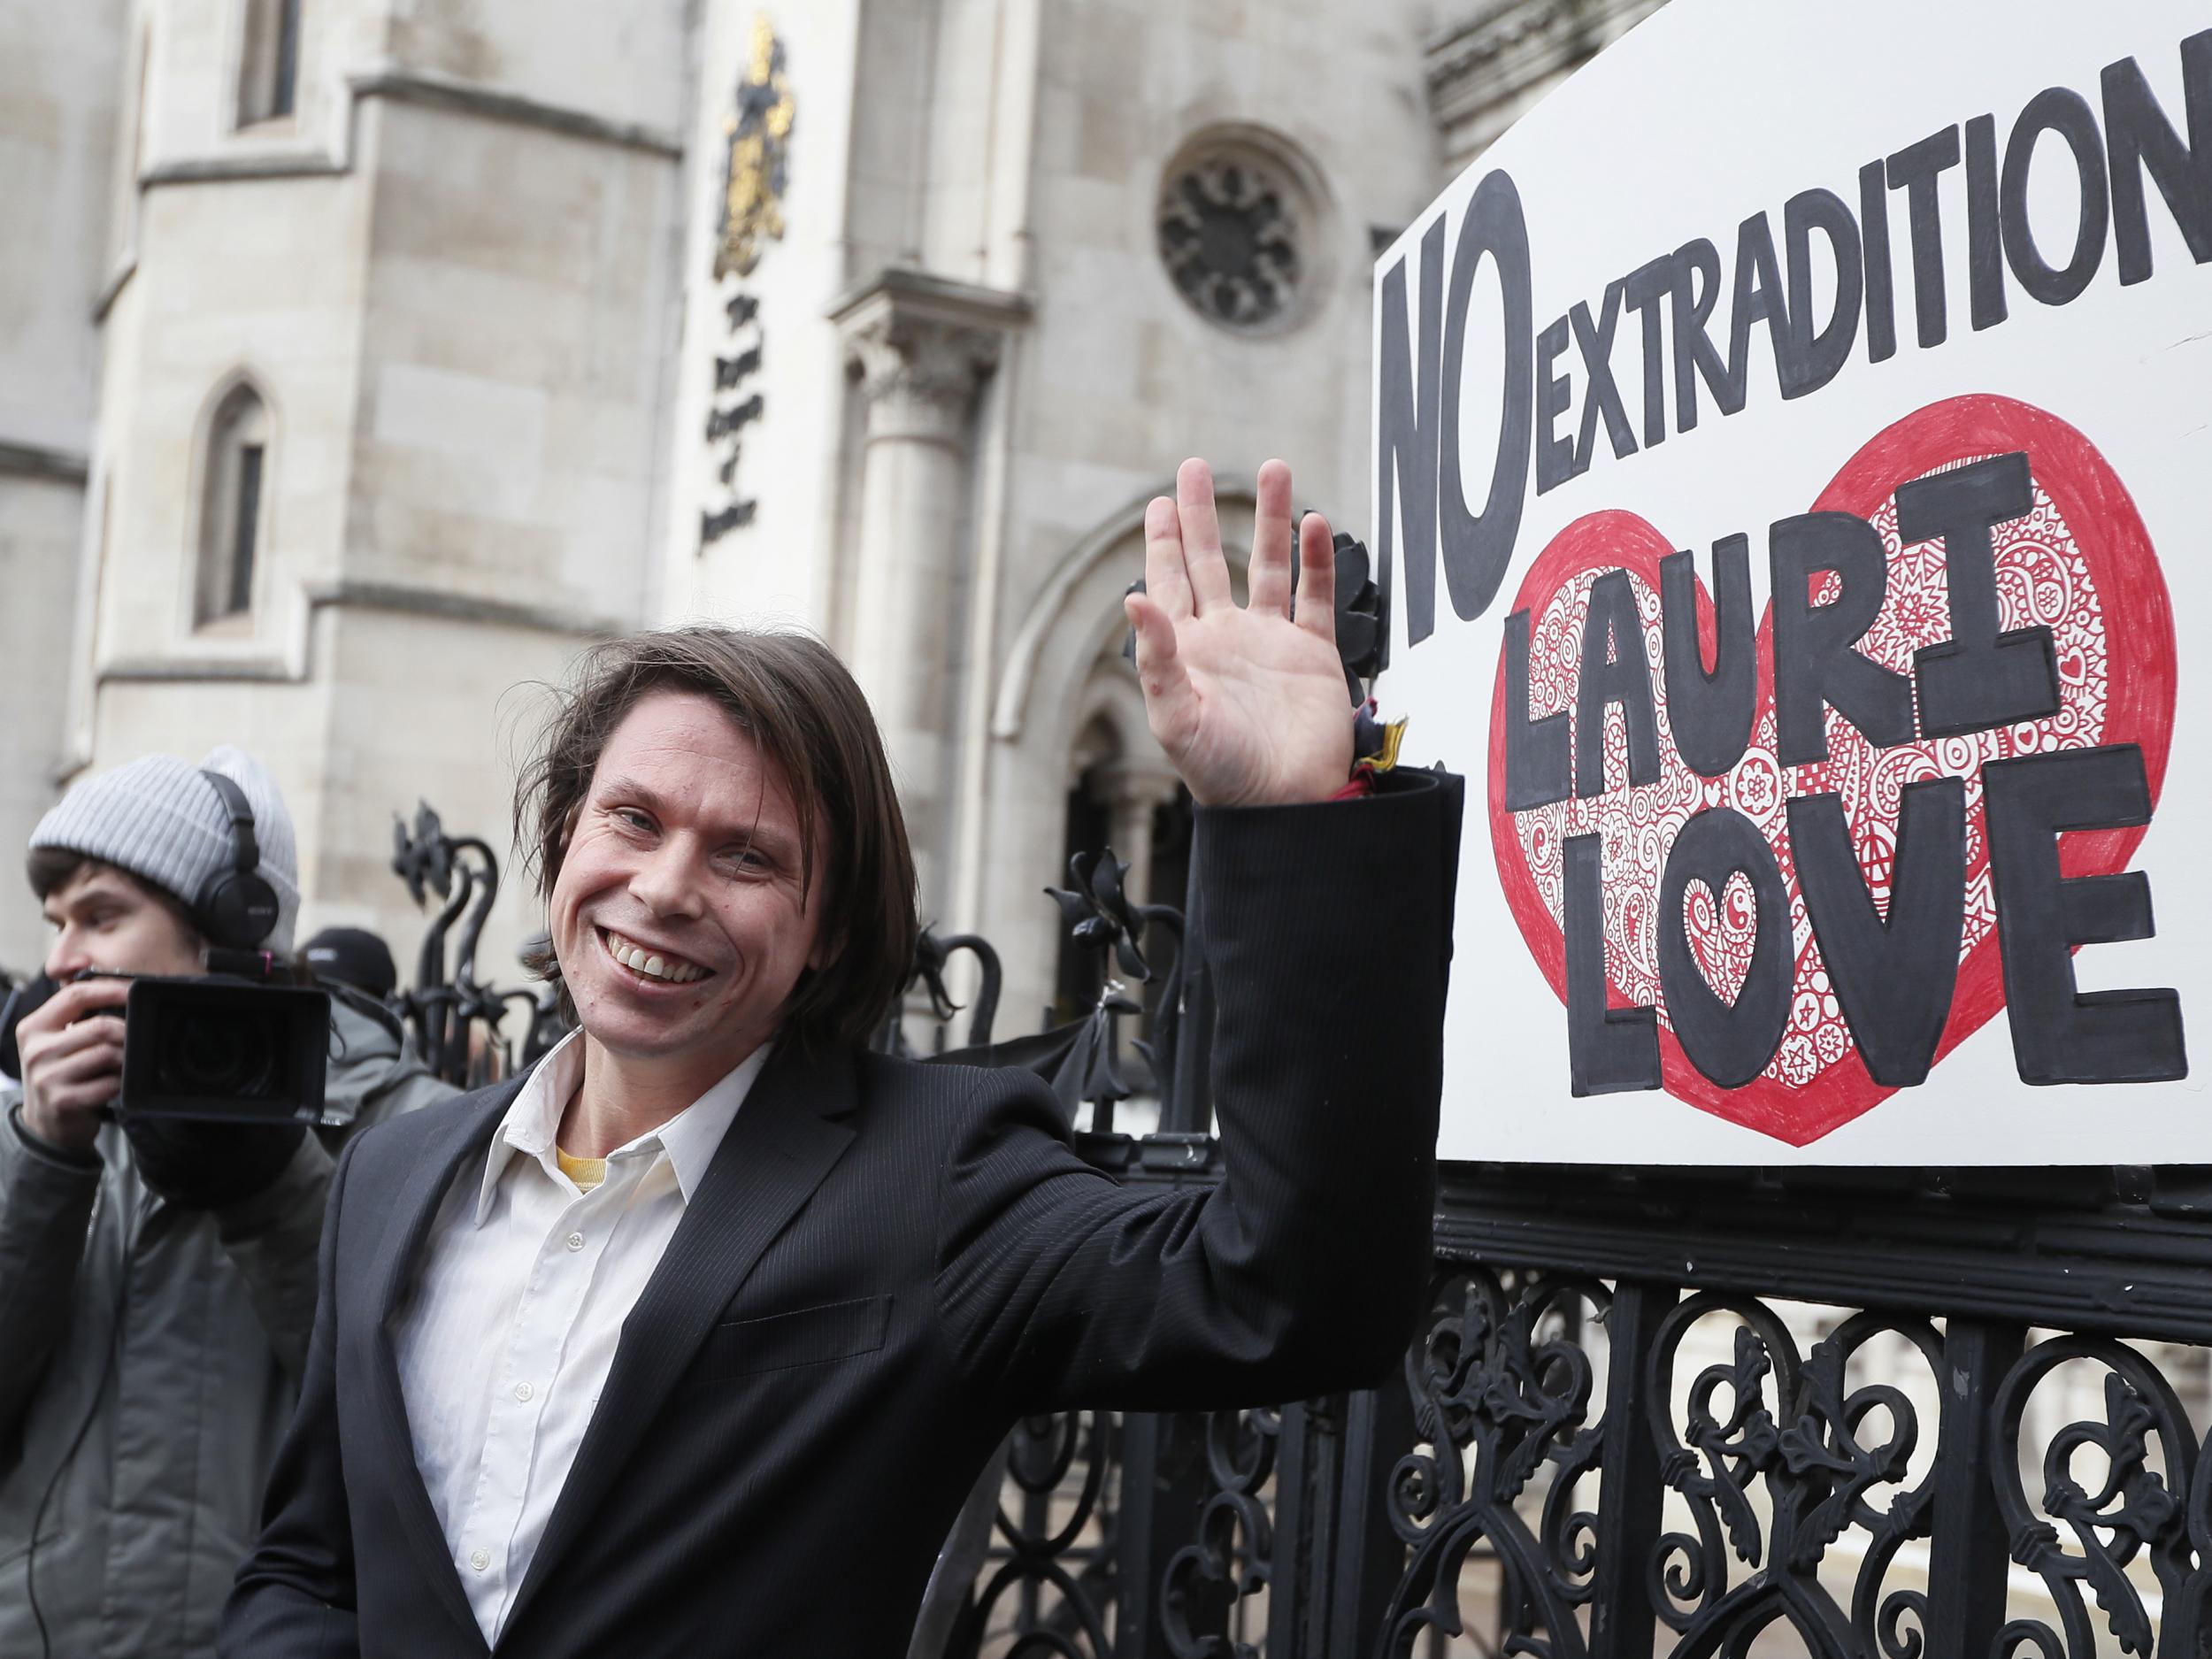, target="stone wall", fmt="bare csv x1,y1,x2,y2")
965,0,1447,1033
77,0,687,987
0,0,122,971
